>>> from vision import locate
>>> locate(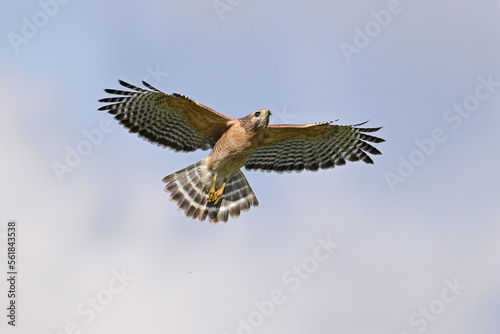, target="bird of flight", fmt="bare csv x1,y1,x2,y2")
99,81,384,224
